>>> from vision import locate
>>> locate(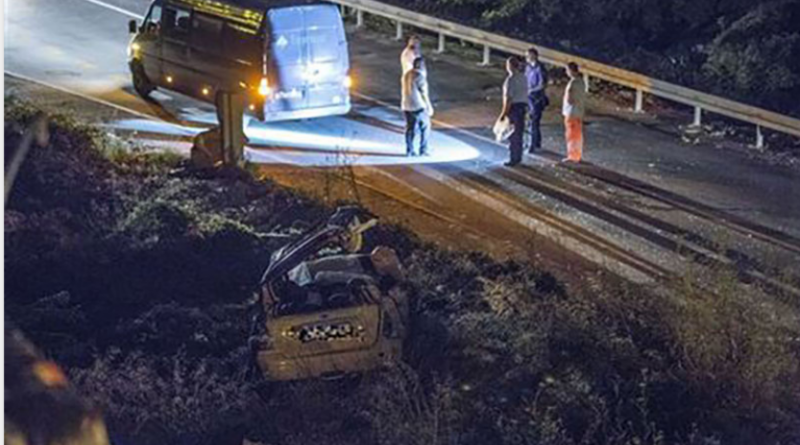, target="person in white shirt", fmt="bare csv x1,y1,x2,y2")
401,57,434,156
499,56,528,166
562,62,587,162
401,35,422,75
